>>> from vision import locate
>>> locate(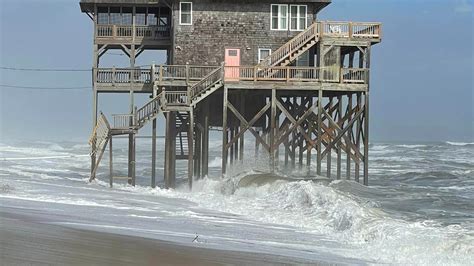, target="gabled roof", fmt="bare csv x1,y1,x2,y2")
80,0,331,13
